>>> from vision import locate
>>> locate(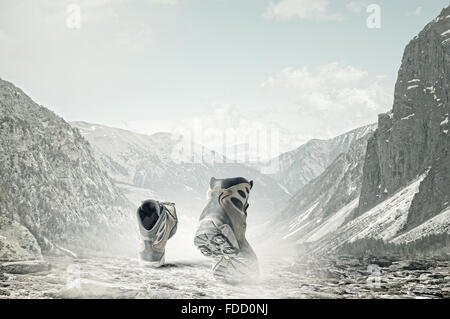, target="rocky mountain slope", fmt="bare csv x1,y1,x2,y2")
357,6,450,230
271,124,376,194
70,121,290,224
276,132,373,244
278,6,450,254
0,216,42,262
0,79,135,261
